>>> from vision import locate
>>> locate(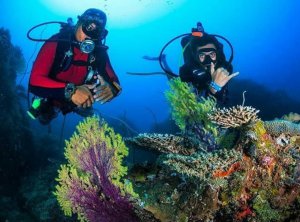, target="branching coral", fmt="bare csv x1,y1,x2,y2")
158,149,243,181
54,116,141,222
208,105,260,128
